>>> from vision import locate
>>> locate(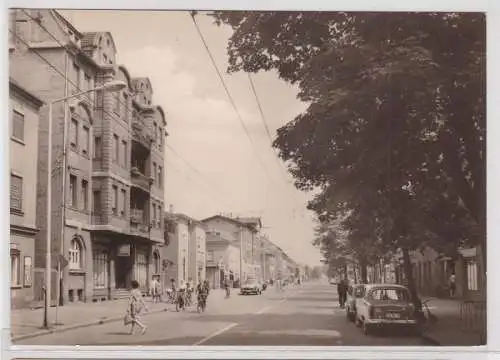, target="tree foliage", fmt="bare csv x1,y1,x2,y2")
211,11,486,303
